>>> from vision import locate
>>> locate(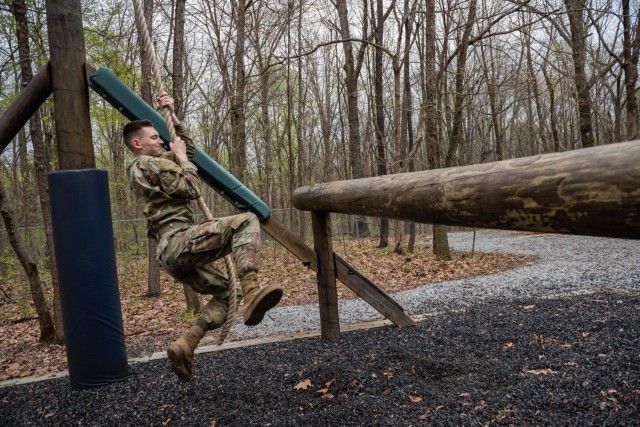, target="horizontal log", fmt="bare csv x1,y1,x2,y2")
0,64,51,154
292,141,640,239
